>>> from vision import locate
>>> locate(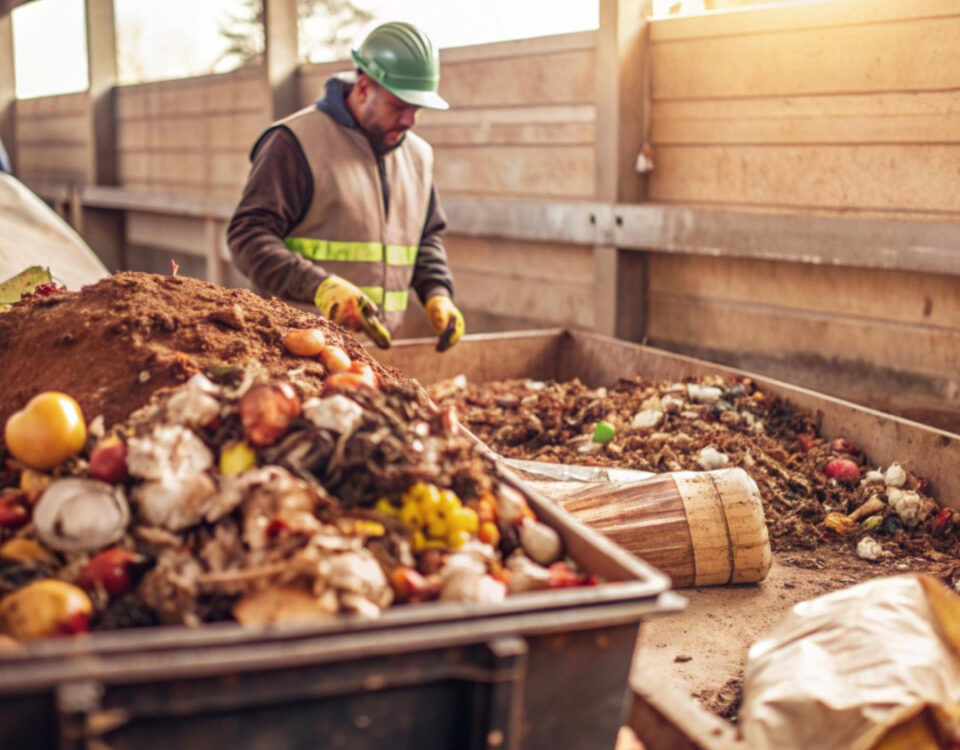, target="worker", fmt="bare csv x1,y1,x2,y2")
227,21,464,352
